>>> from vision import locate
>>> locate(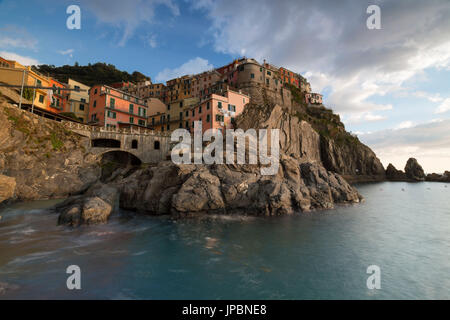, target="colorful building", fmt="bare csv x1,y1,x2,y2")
48,78,68,114
88,84,148,129
66,78,90,123
305,93,323,105
188,88,250,134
